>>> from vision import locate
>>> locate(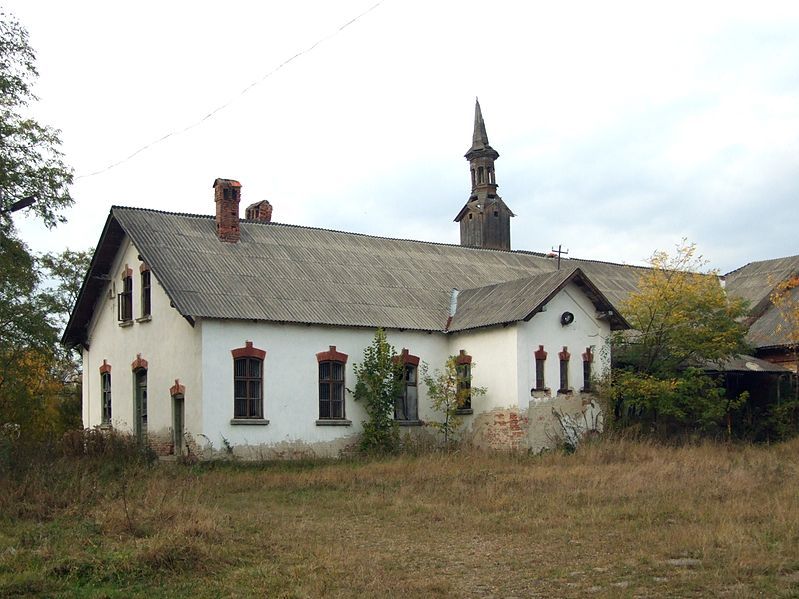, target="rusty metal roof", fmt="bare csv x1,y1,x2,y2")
63,207,640,346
